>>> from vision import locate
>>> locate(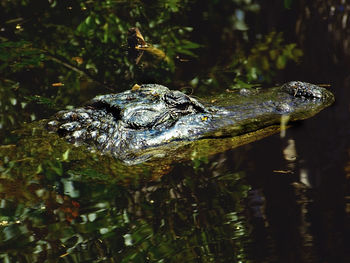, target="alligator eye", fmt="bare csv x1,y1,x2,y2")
175,103,189,110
